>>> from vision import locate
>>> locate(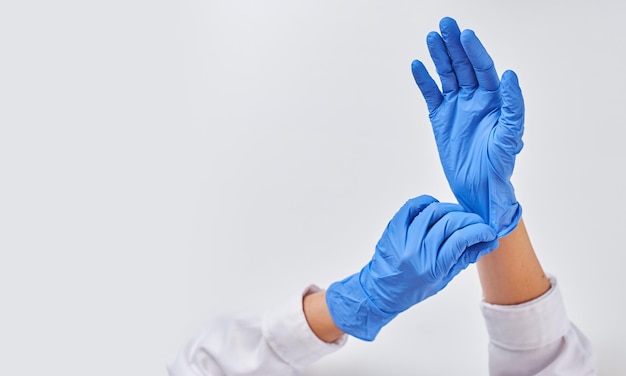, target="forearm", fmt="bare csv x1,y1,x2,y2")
476,218,550,305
